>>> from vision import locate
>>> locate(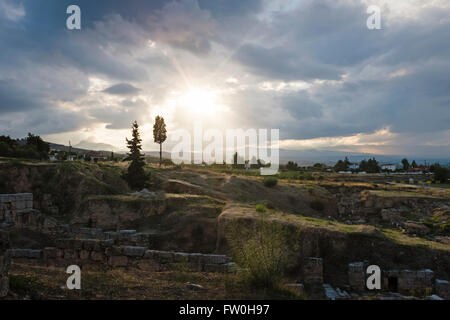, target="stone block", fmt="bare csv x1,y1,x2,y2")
43,247,57,260
79,250,90,260
173,252,190,263
90,251,105,262
123,246,146,257
348,262,366,291
202,254,228,265
0,276,9,297
304,257,323,286
158,251,174,263
105,246,123,256
0,255,10,275
136,259,160,271
7,248,41,259
188,253,203,264
82,239,100,251
64,249,78,260
56,239,73,249
144,250,158,259
436,279,450,300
